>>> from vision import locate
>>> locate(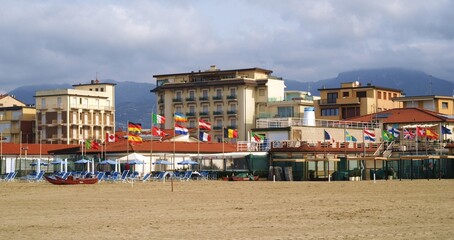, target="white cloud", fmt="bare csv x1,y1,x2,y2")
0,0,453,93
